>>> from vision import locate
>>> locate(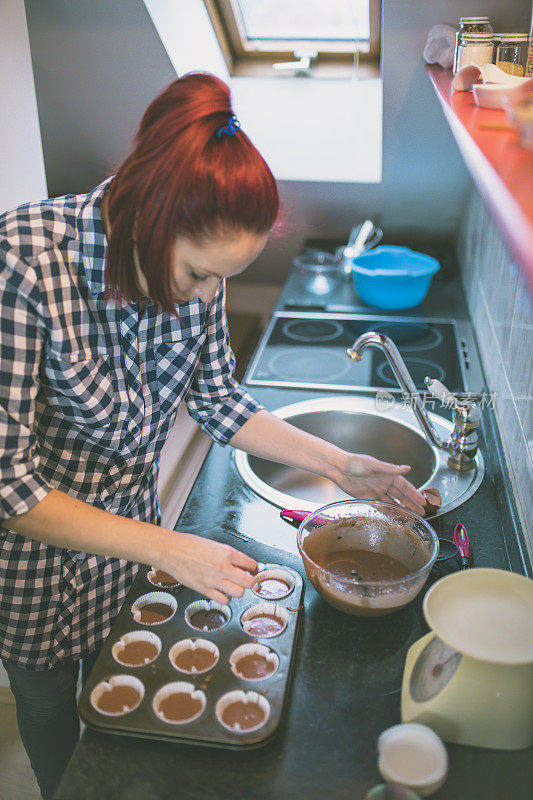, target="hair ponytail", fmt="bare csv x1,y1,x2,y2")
105,72,279,314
